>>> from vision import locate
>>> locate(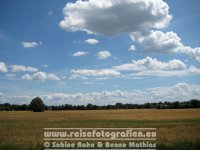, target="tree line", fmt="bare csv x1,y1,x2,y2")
0,98,200,111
